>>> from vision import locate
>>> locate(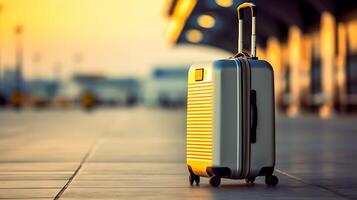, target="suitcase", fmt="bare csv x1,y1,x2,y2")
186,2,278,187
